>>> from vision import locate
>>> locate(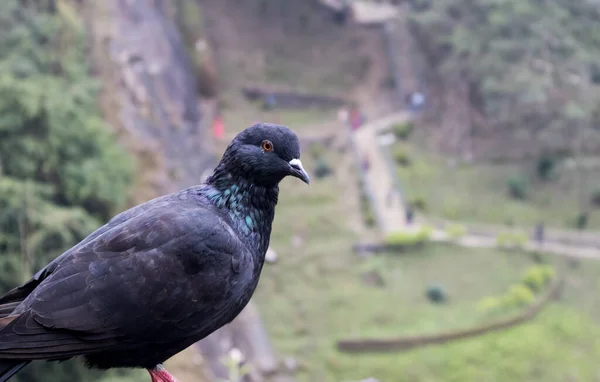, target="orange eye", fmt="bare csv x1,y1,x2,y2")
262,140,273,152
